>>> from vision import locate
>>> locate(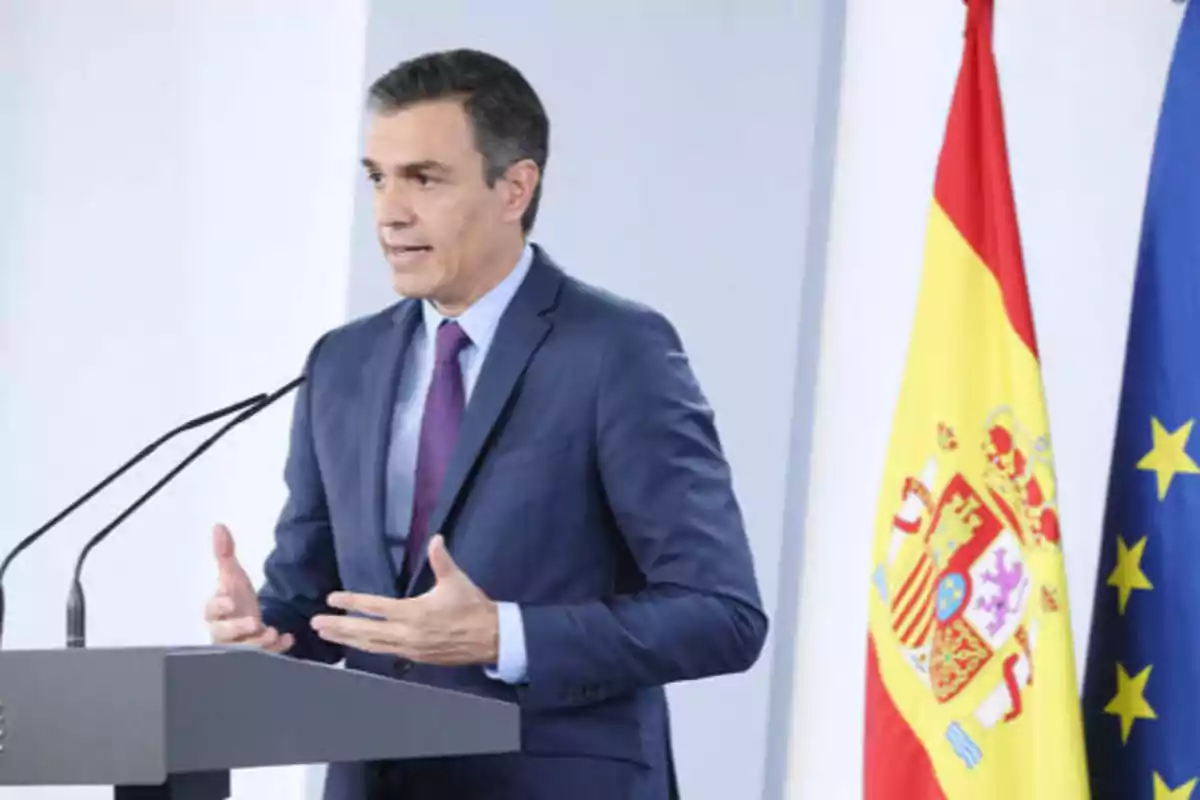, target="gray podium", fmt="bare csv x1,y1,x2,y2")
0,645,520,798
